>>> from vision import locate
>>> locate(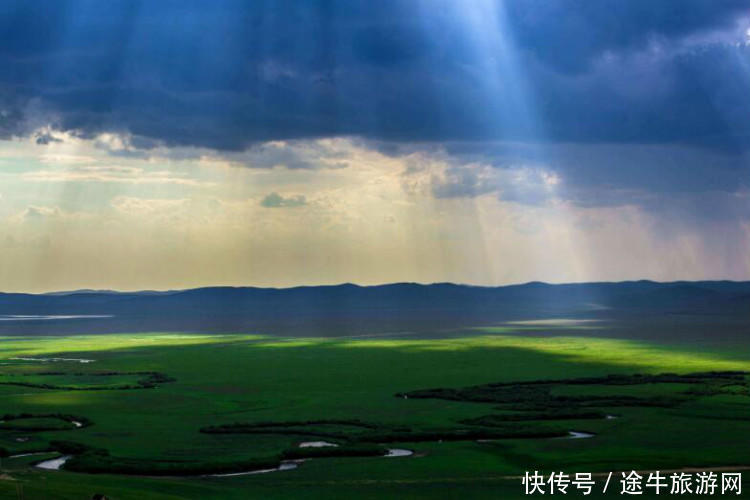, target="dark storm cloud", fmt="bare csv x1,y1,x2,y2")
414,140,750,209
433,141,750,195
34,131,62,145
502,0,749,73
1,0,749,150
